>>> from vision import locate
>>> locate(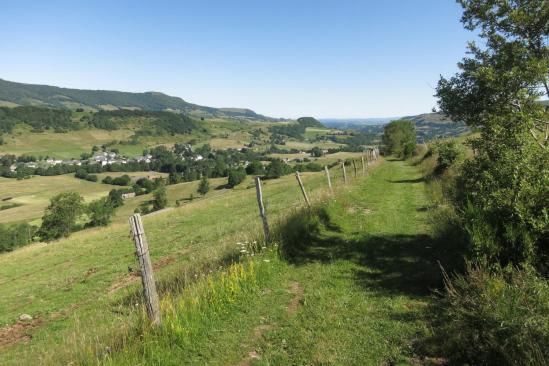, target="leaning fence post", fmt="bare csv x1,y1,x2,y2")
129,214,161,326
341,162,347,184
324,165,332,193
254,176,270,242
361,156,366,176
352,159,358,178
295,171,311,208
